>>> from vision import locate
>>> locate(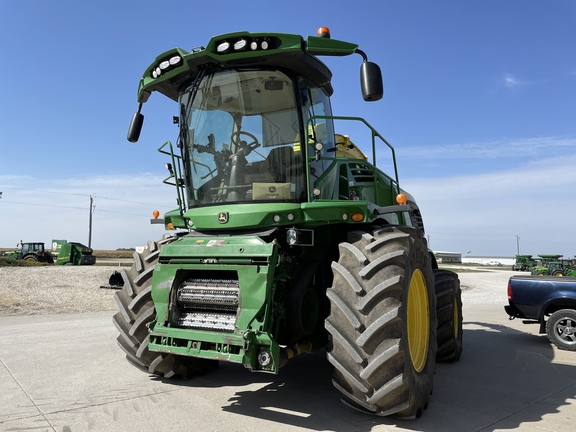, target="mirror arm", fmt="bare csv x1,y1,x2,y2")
356,49,368,63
